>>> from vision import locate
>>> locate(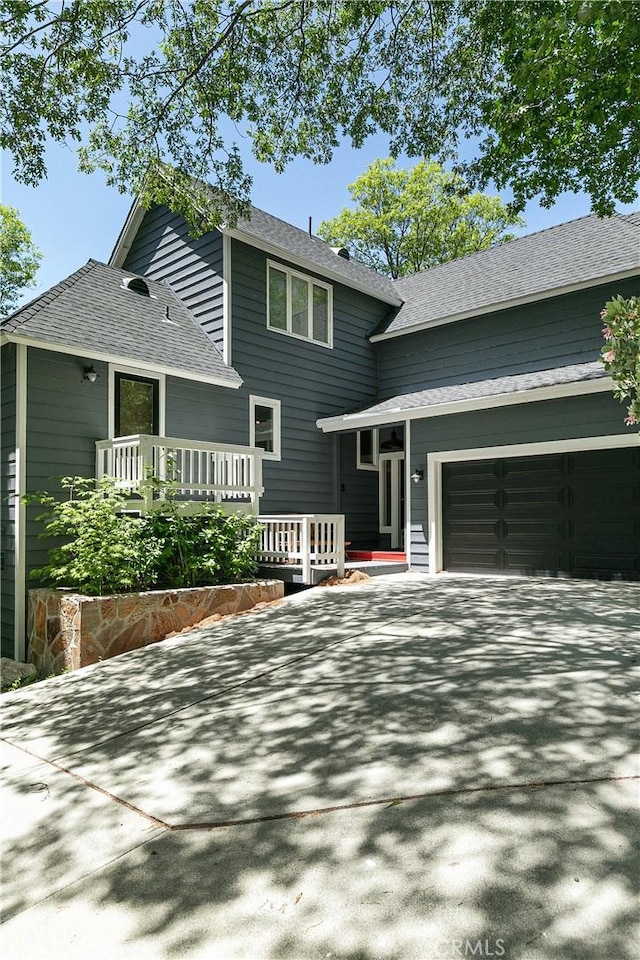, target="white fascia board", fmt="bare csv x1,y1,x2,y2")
14,343,27,660
109,197,146,267
3,333,242,389
222,233,232,366
223,227,402,306
370,268,640,342
316,376,614,433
